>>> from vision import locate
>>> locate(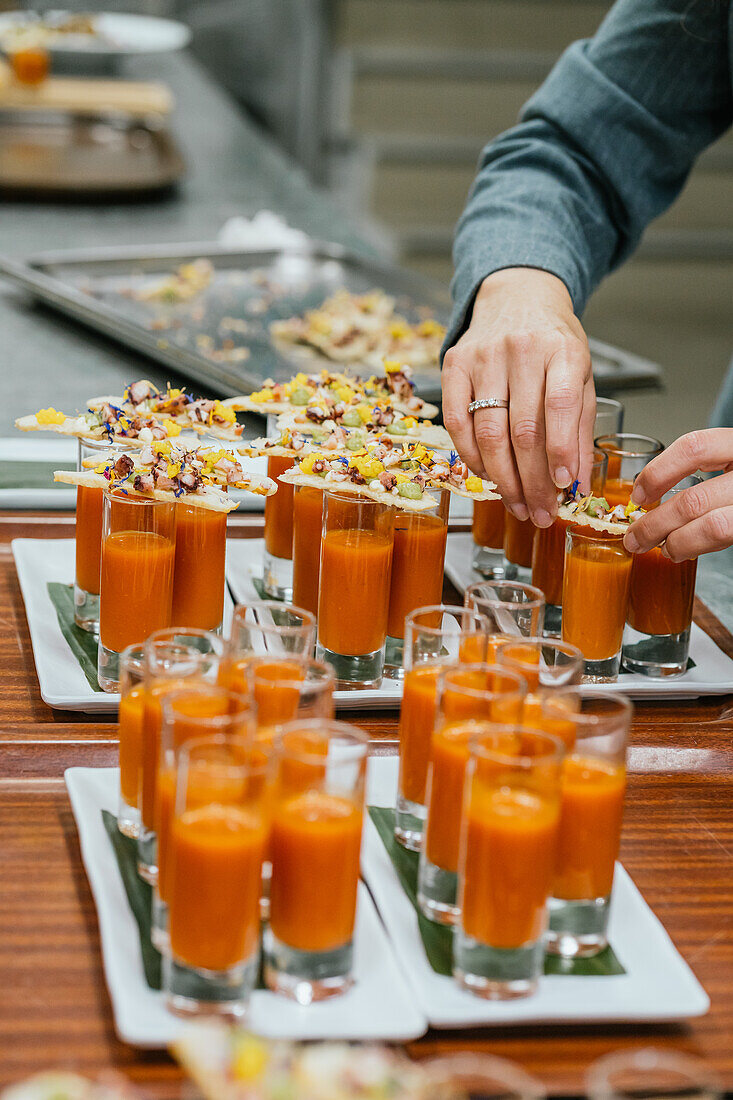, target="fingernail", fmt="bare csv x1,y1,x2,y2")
624,530,639,553
553,467,571,488
631,486,647,505
512,503,529,522
533,509,552,528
